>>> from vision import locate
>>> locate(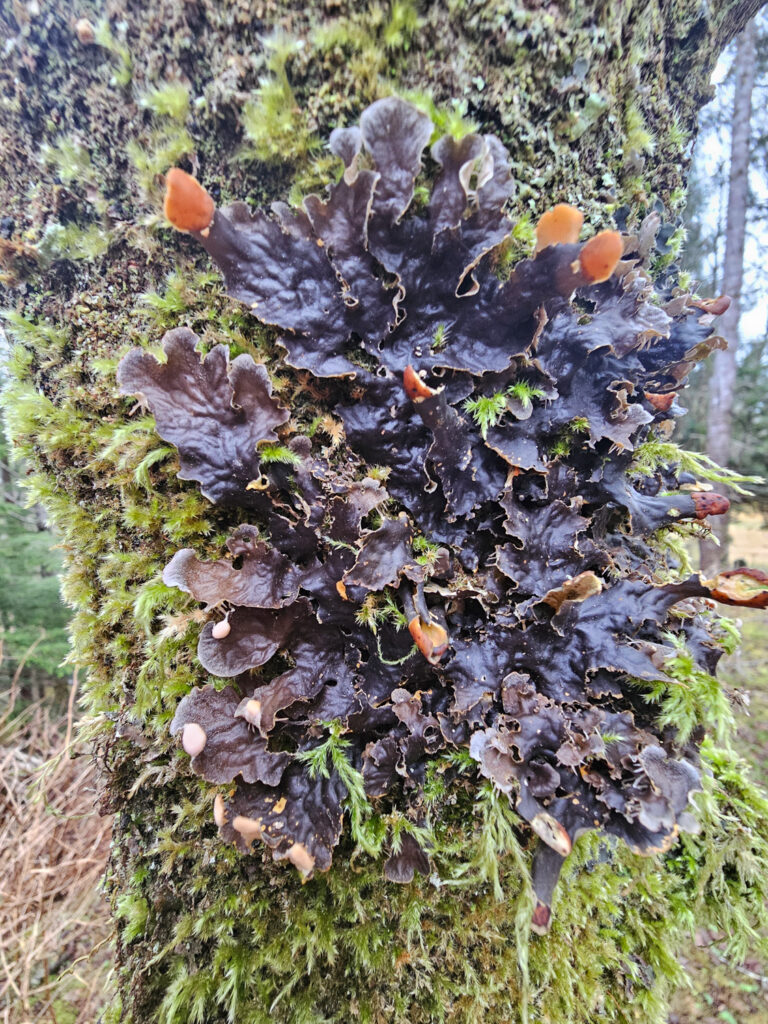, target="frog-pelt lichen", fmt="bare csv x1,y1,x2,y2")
117,96,768,932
